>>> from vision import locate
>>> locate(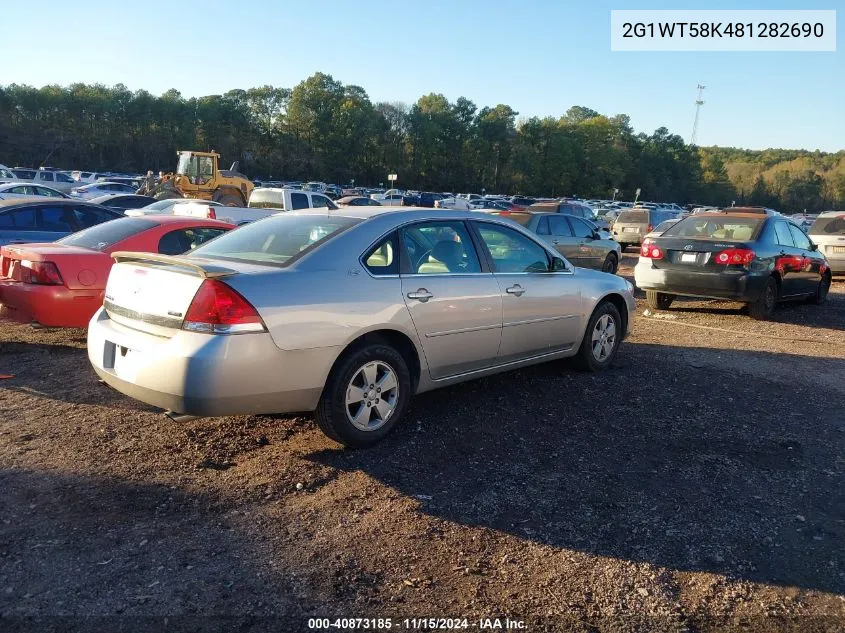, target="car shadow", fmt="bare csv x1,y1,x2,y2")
307,342,845,596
